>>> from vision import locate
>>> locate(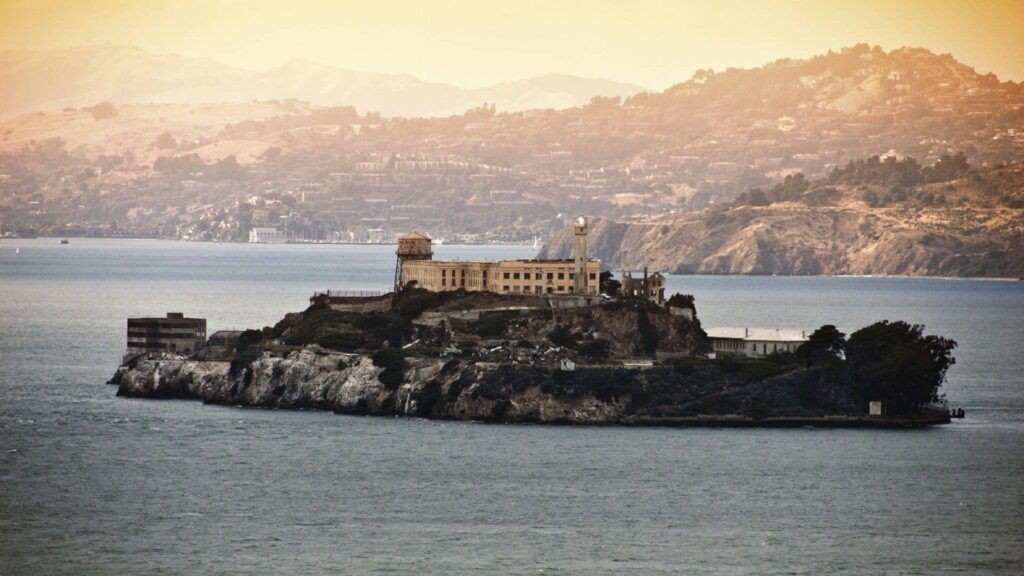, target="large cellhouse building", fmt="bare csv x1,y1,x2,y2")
397,217,600,295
